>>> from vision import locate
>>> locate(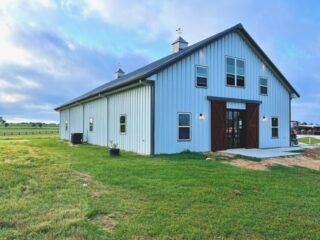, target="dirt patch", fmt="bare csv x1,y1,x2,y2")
68,142,79,147
205,151,235,160
227,147,320,171
99,214,118,232
228,159,269,170
77,171,92,183
76,171,109,198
